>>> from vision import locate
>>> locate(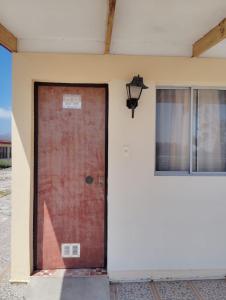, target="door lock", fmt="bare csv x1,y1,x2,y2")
85,176,94,184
